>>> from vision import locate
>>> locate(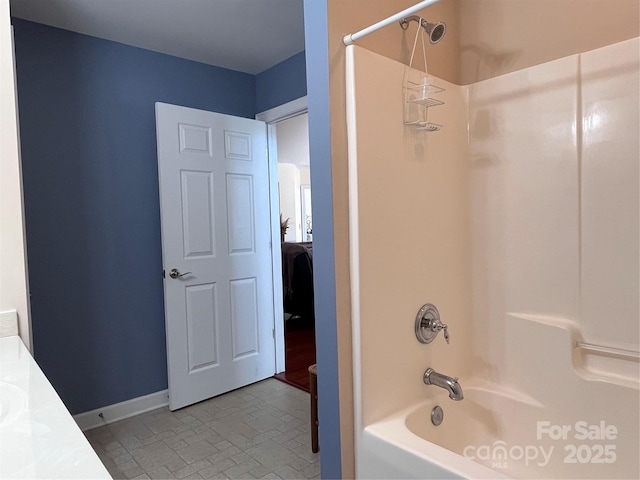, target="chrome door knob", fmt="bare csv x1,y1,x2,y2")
169,268,192,279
